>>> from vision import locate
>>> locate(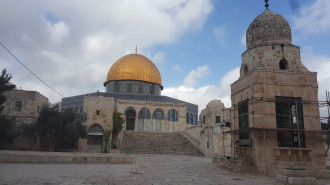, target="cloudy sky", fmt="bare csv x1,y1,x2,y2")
0,0,329,118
